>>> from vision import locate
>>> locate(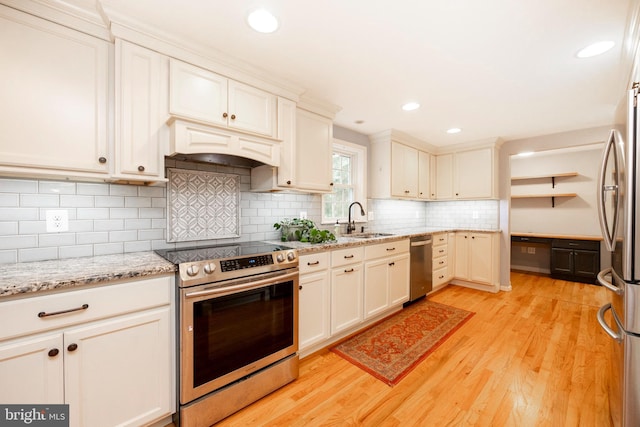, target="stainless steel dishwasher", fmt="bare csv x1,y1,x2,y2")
406,235,433,305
